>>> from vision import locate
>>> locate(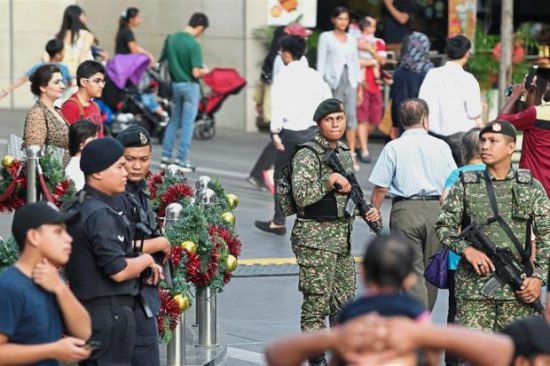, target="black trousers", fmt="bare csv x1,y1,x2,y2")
131,304,160,366
79,303,136,366
272,127,317,225
250,141,276,180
